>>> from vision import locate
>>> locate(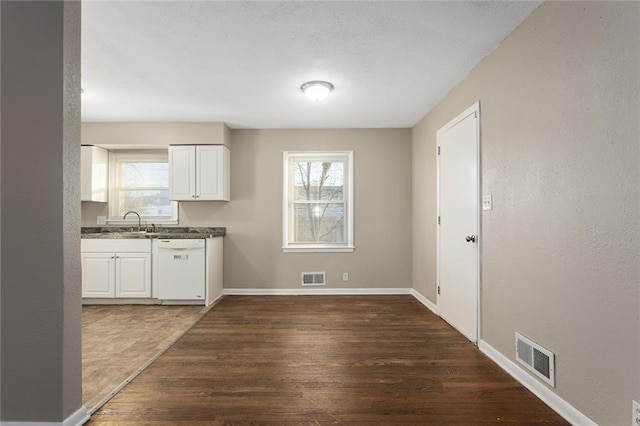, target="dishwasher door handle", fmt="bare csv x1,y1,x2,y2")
158,247,202,251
